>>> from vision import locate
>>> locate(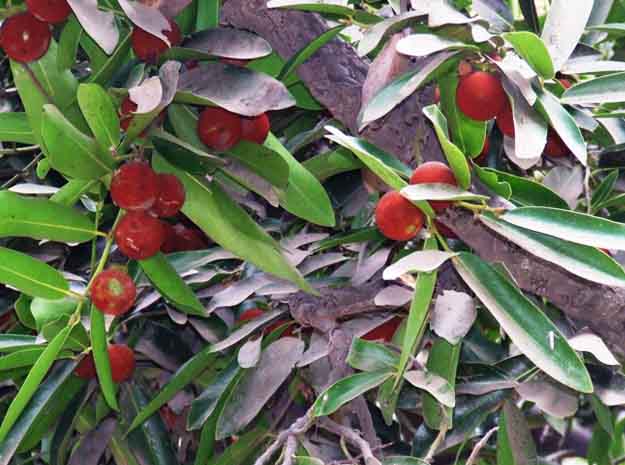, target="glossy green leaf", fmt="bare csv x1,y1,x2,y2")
50,179,98,207
0,335,42,353
151,129,224,175
302,148,362,181
227,141,291,189
30,296,77,330
347,338,400,372
312,370,392,417
481,168,568,208
503,32,555,79
91,307,118,411
588,423,612,465
87,32,132,86
454,252,593,393
590,394,614,436
77,83,120,153
497,401,538,465
562,72,625,104
0,113,36,144
591,171,619,213
196,0,220,29
57,16,82,72
401,184,488,203
0,348,47,371
0,191,97,243
422,338,461,430
49,382,92,465
152,153,312,292
140,253,206,315
481,213,625,287
502,206,625,251
404,370,455,408
473,164,513,199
